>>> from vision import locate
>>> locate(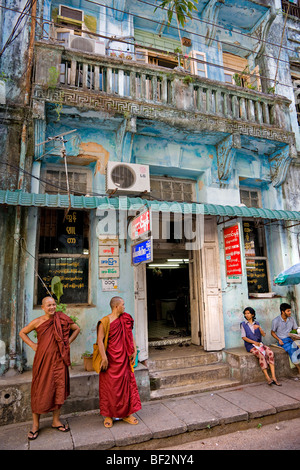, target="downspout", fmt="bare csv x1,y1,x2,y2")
9,0,37,372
